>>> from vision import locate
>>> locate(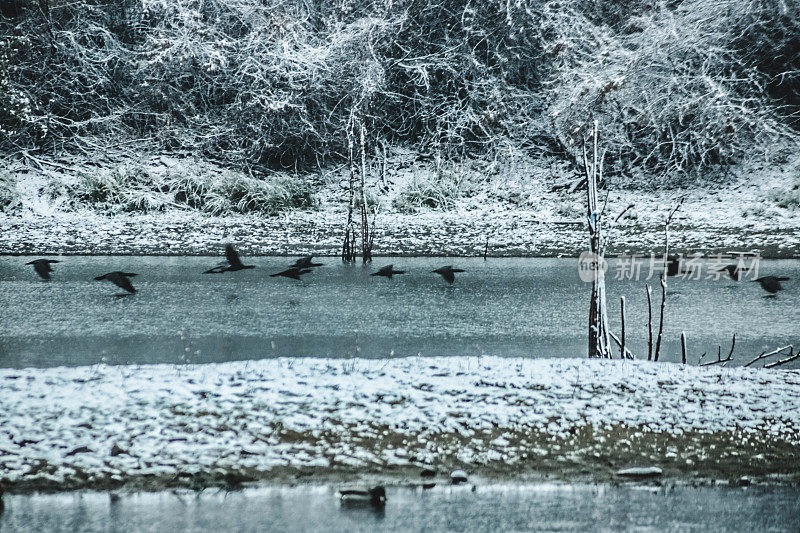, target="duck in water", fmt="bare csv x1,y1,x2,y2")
204,244,255,274
371,265,405,278
94,272,138,294
432,265,464,284
26,258,60,280
339,486,386,508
